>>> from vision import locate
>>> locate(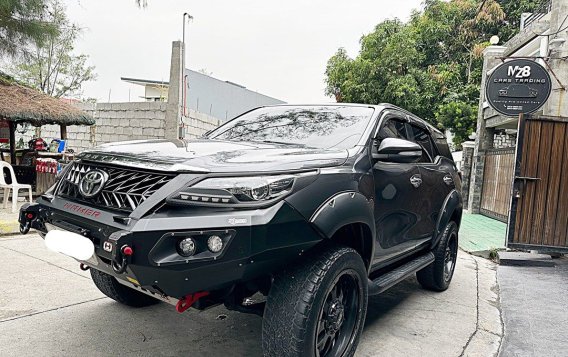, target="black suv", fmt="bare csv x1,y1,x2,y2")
20,104,462,357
